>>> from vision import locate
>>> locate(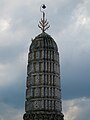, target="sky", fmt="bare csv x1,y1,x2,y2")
0,0,90,120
